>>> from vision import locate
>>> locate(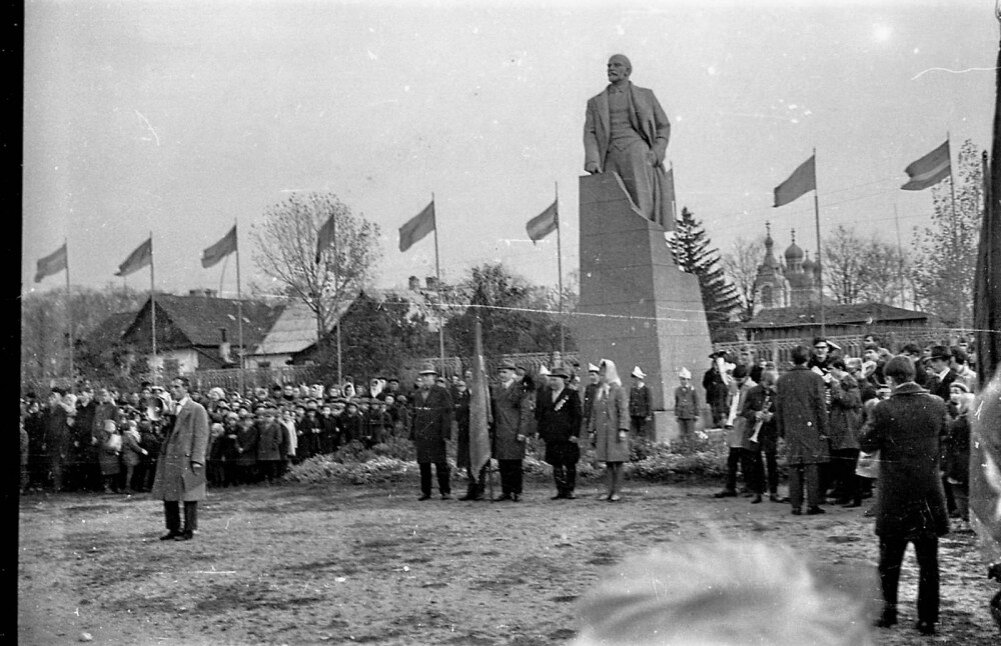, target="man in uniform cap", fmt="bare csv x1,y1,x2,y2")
629,366,651,438
703,352,730,429
410,364,454,500
490,360,533,501
536,367,582,499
